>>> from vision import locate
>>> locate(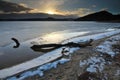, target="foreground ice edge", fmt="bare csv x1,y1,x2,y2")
7,58,70,80
0,30,120,79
